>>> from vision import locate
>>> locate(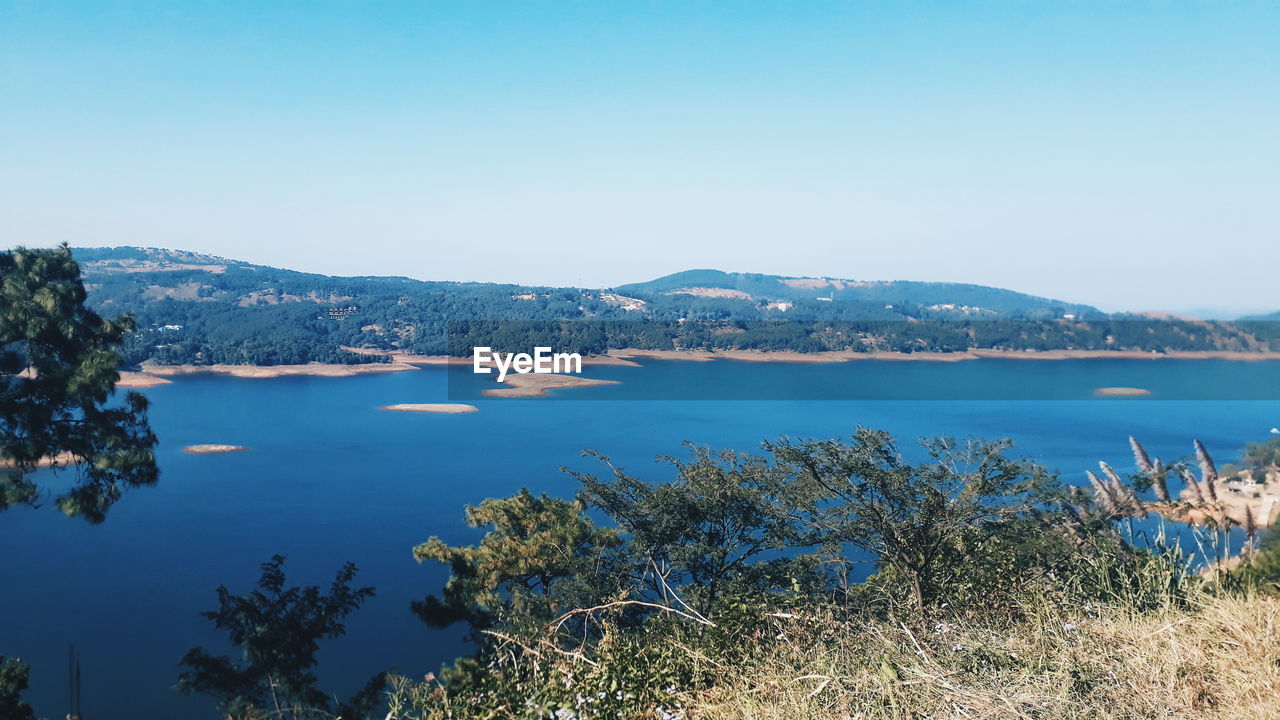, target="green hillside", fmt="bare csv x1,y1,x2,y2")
67,247,1280,367
618,269,1100,316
